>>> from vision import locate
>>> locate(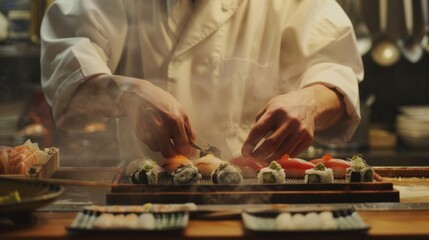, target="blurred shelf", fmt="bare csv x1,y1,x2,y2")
0,44,40,58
